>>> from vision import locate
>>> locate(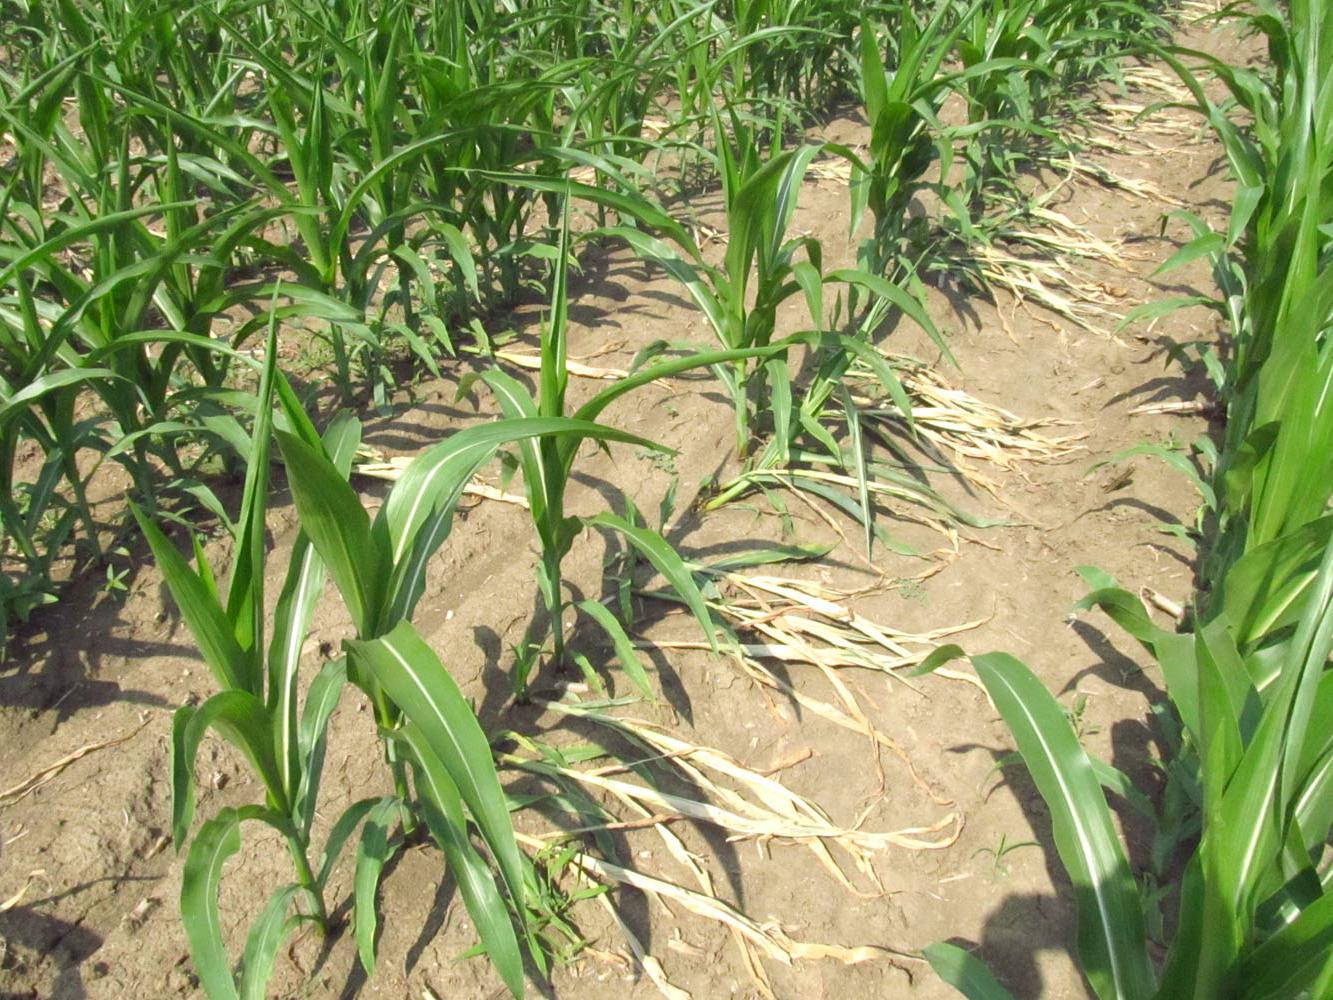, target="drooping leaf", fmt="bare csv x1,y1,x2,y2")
343,622,524,915
133,504,246,692
973,653,1154,1000
172,690,284,847
316,797,384,888
353,798,403,976
181,808,244,1000
587,512,715,651
400,724,525,998
238,884,302,1000
925,942,1018,1000
576,599,654,698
